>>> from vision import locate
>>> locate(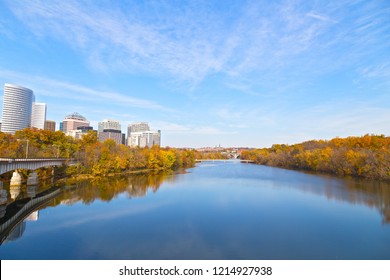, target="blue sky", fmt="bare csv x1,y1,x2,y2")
0,0,389,148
